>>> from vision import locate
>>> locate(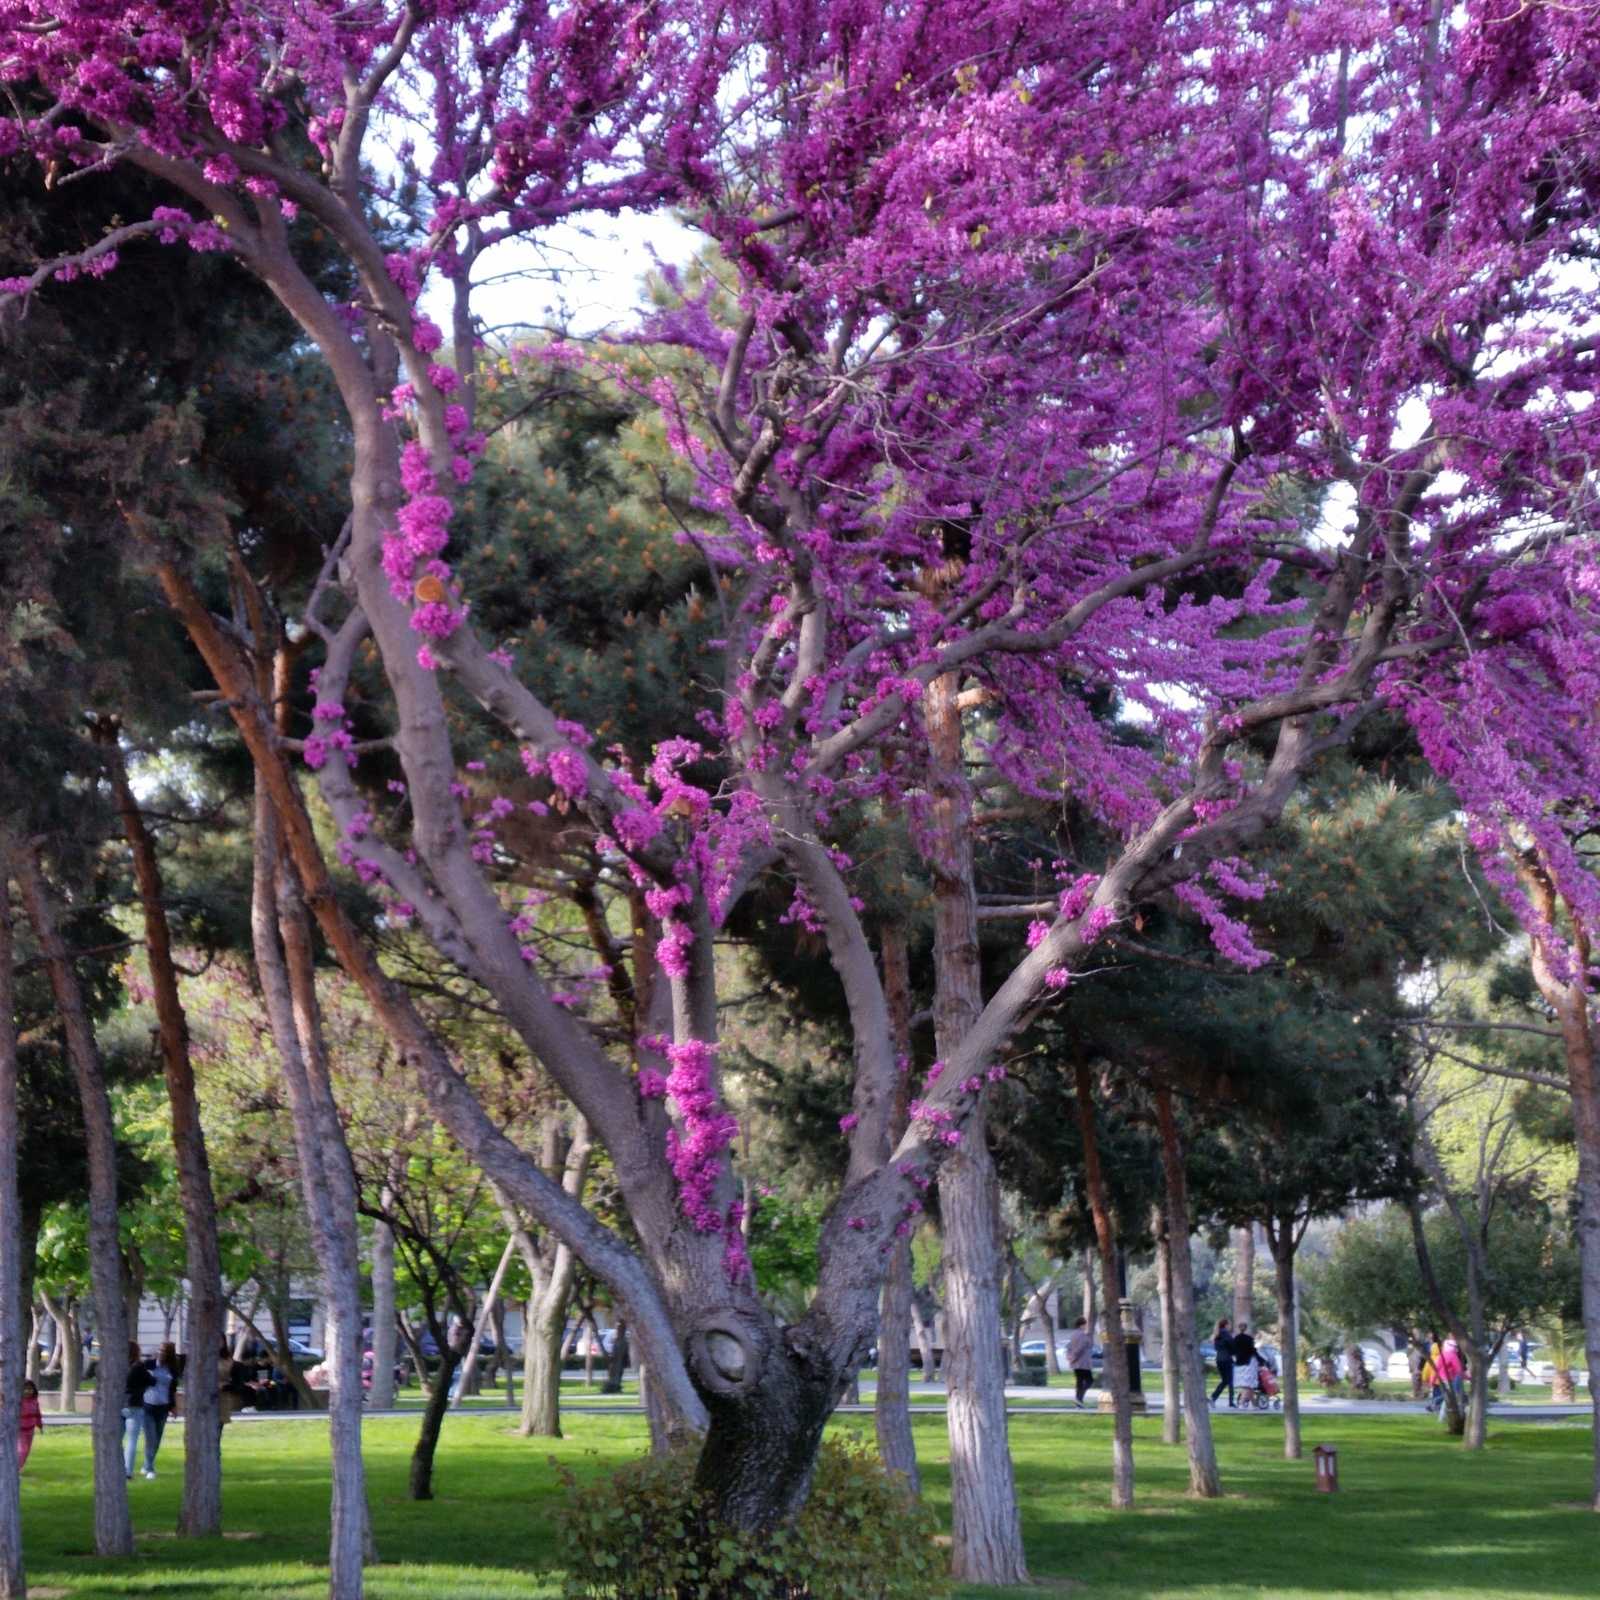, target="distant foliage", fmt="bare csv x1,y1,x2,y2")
559,1436,946,1600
